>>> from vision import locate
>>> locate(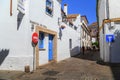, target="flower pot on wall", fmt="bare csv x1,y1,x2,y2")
61,25,66,29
